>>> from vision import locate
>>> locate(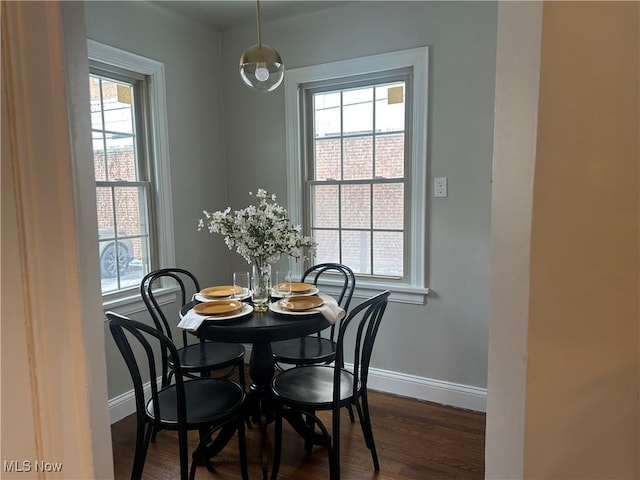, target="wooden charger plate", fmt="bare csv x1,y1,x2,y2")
200,285,242,298
278,295,324,311
194,300,244,316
